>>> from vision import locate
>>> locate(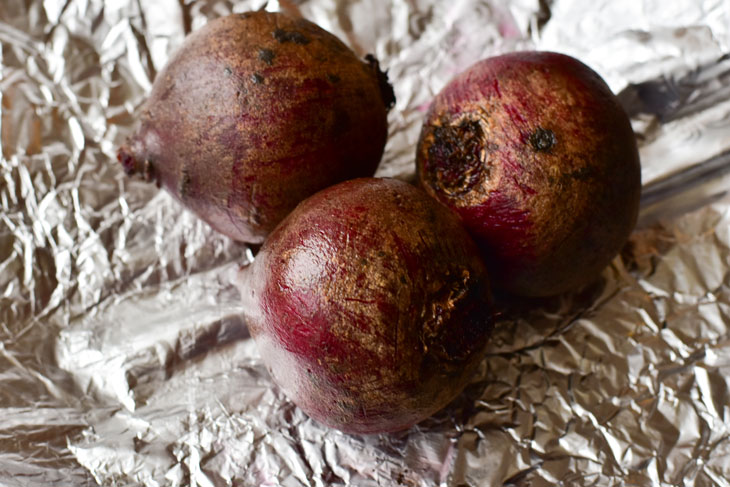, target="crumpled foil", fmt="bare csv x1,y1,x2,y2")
2,0,730,485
